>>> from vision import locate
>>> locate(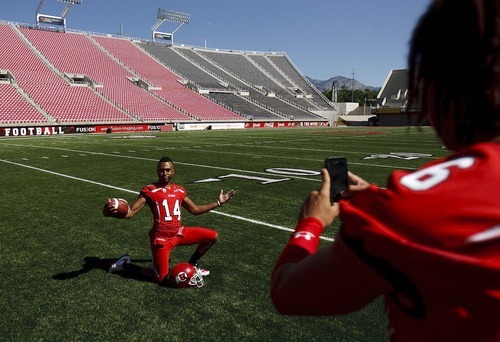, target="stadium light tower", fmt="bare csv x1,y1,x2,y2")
59,0,82,18
36,0,82,31
151,8,190,44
